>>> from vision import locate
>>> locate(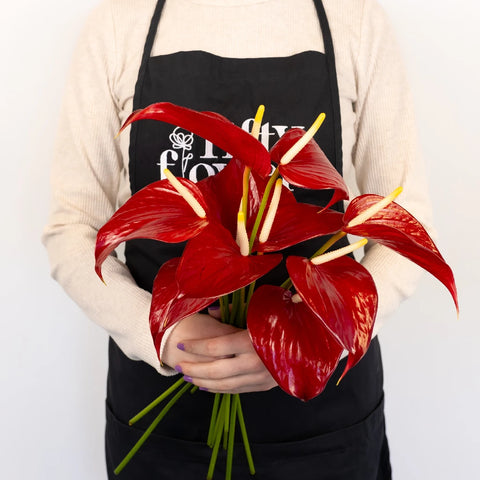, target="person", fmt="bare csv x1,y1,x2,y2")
43,0,434,478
